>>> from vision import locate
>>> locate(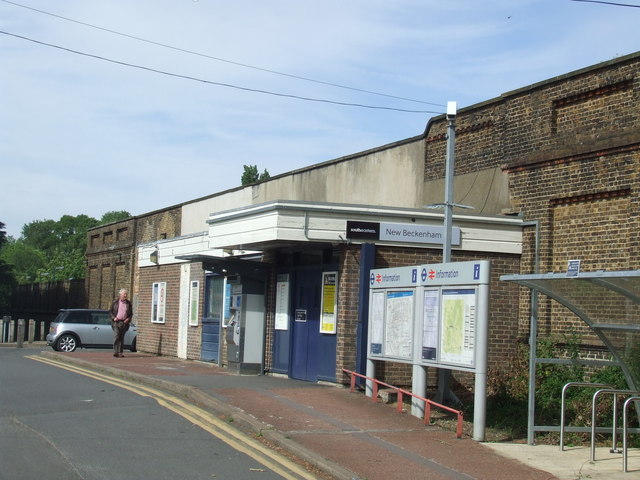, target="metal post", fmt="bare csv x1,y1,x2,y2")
442,101,456,264
611,393,620,453
411,364,427,417
9,319,15,342
437,101,457,404
16,319,25,348
28,319,35,344
522,220,540,445
527,292,538,445
473,281,489,441
366,358,376,398
1,316,8,343
623,396,640,473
